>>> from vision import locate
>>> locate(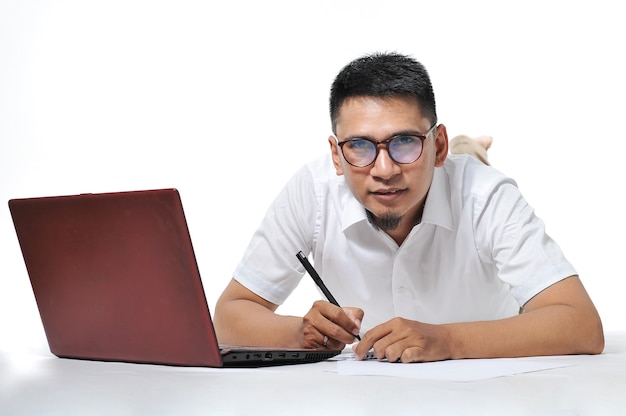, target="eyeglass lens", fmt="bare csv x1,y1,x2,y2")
342,135,423,167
